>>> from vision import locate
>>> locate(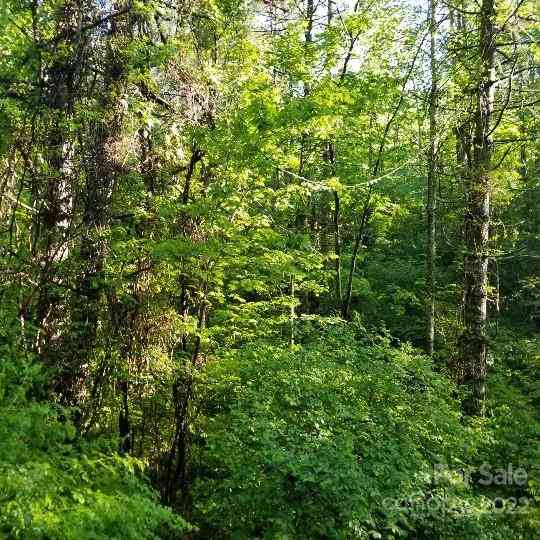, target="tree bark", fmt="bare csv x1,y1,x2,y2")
35,0,81,359
425,0,438,355
66,4,129,405
342,196,371,320
333,189,342,304
459,0,495,416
